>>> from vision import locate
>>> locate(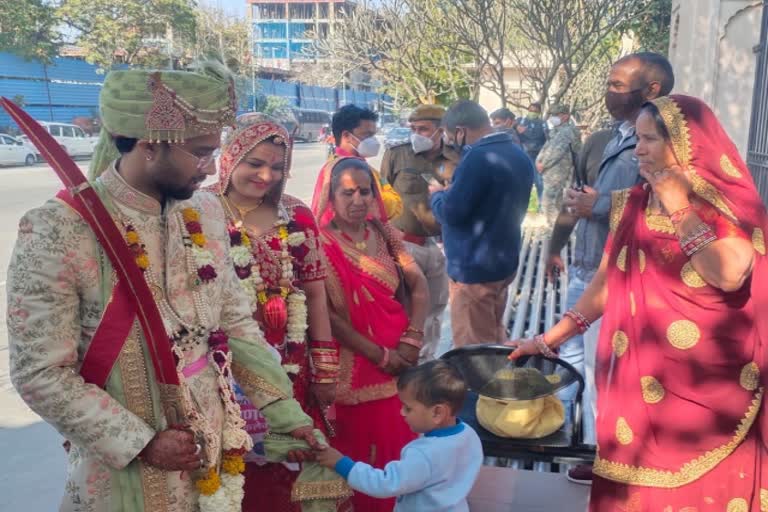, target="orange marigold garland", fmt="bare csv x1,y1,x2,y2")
125,224,150,271
182,207,218,283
